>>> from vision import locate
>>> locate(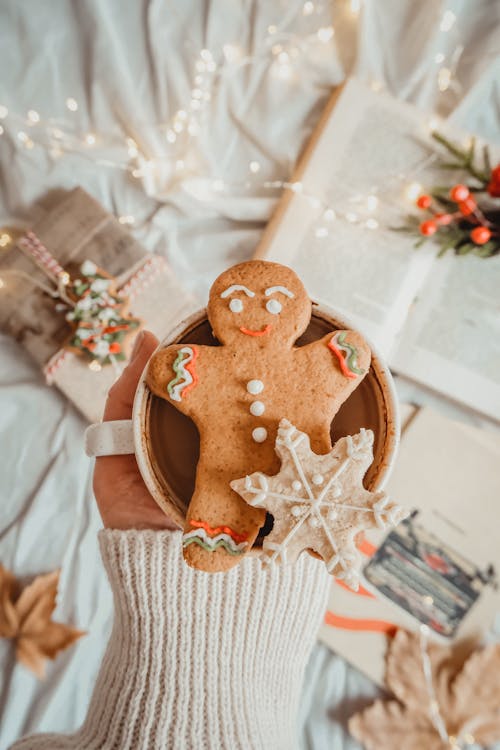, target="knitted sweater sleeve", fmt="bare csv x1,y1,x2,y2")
10,529,330,750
